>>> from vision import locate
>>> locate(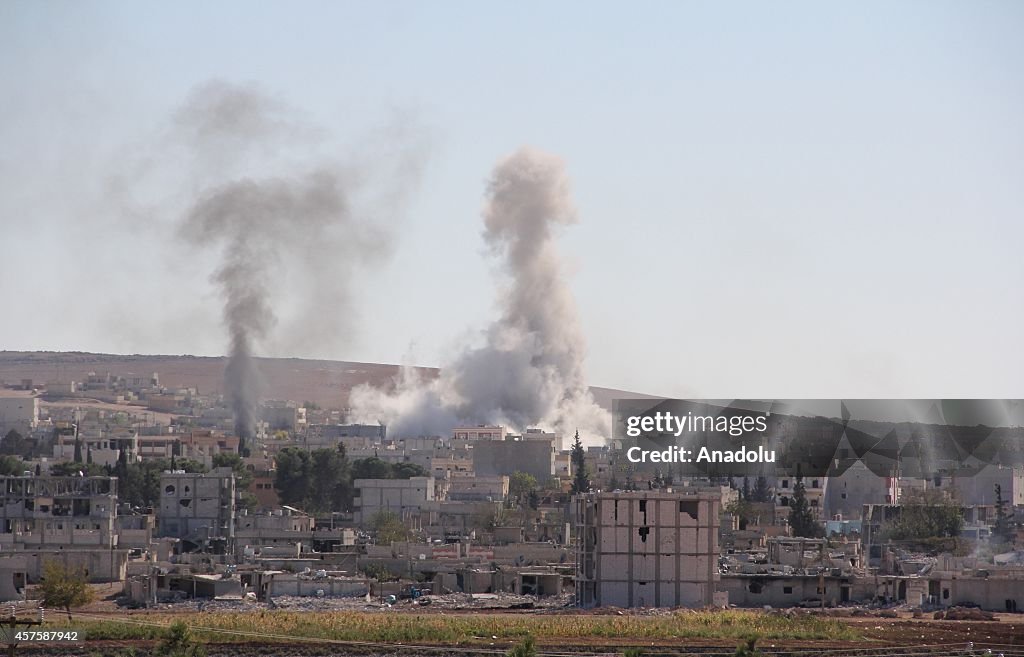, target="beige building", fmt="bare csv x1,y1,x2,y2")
0,475,127,582
157,468,236,544
354,476,434,525
452,425,507,441
575,490,722,608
